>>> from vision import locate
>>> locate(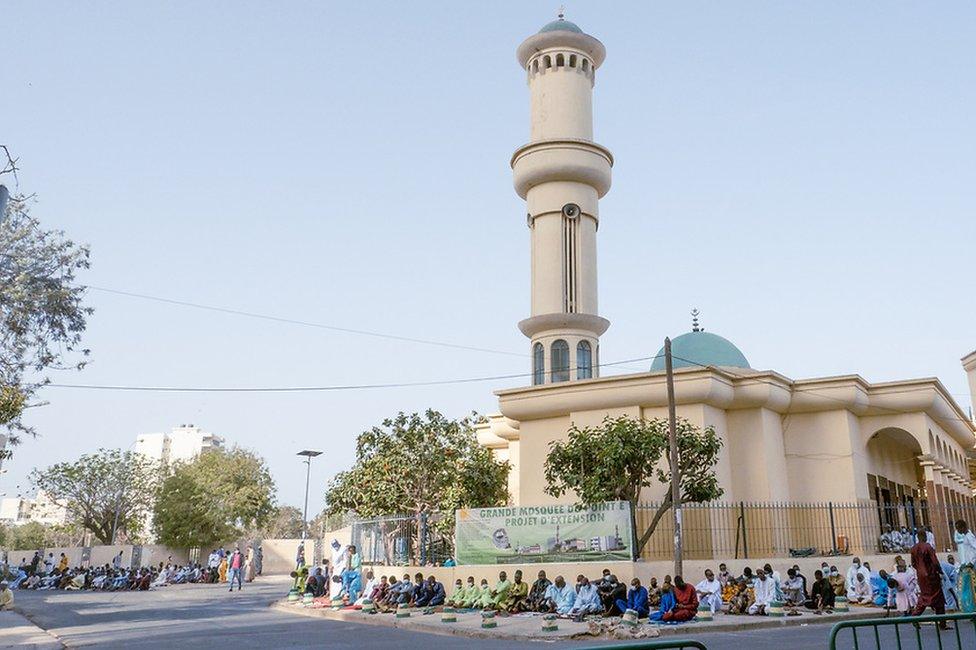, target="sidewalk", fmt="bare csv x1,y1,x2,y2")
0,610,63,649
273,599,889,642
